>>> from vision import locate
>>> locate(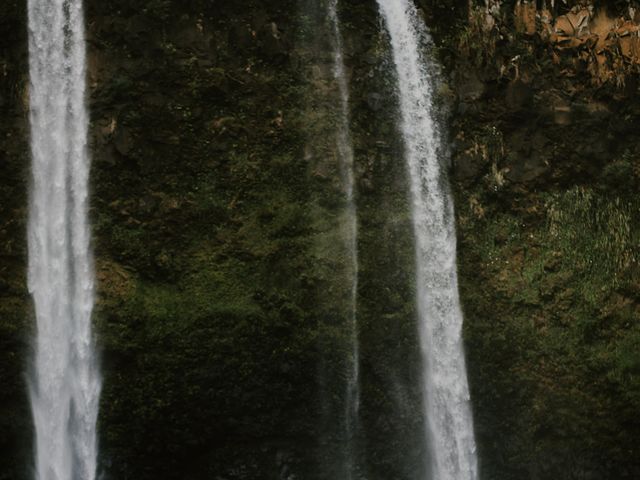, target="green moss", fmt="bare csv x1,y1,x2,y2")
1,1,639,478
